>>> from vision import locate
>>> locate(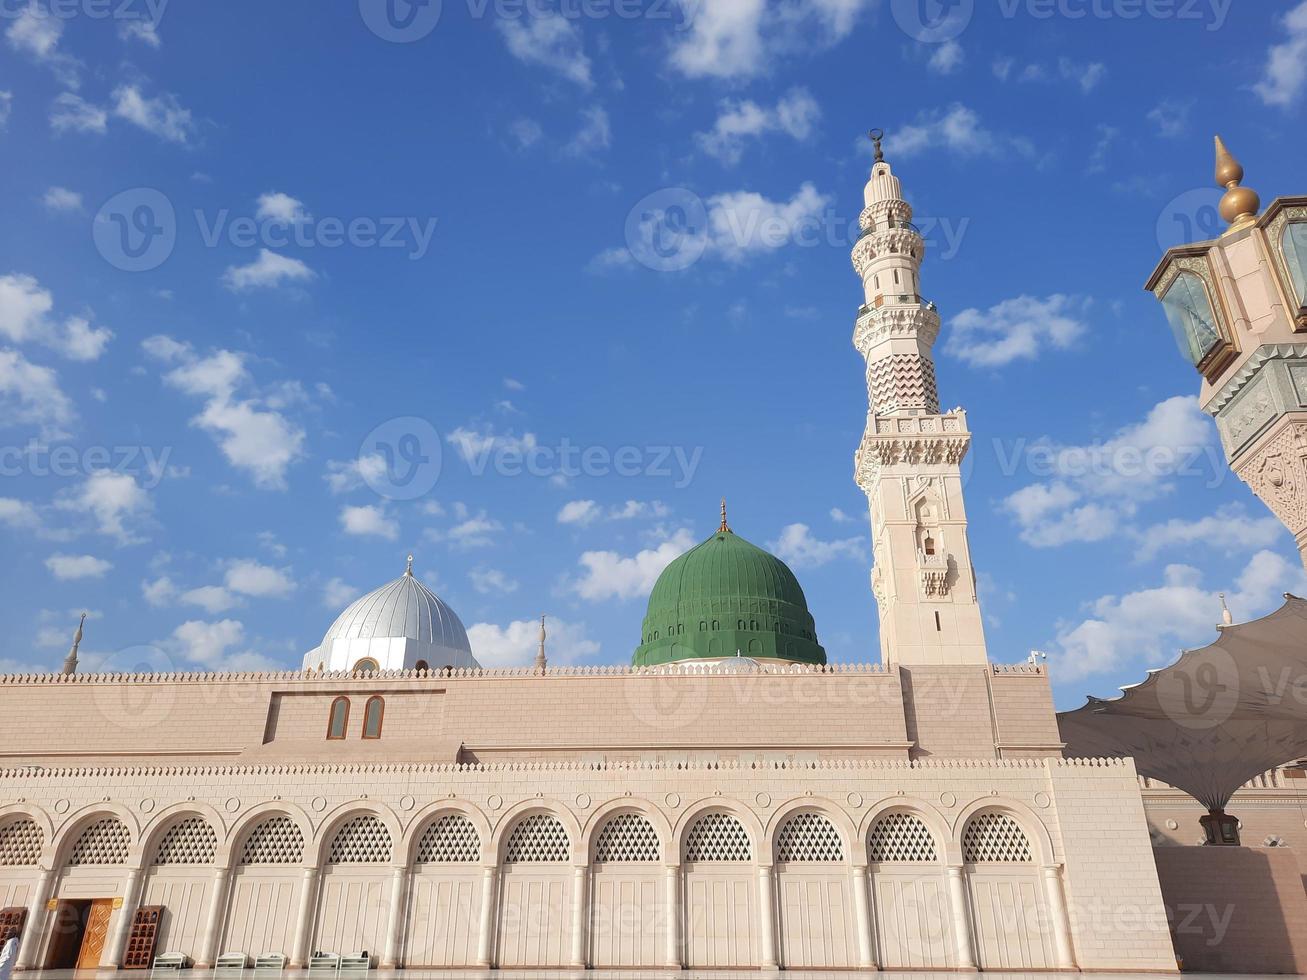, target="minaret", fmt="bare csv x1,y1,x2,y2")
852,130,989,666
534,615,548,674
62,613,86,675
